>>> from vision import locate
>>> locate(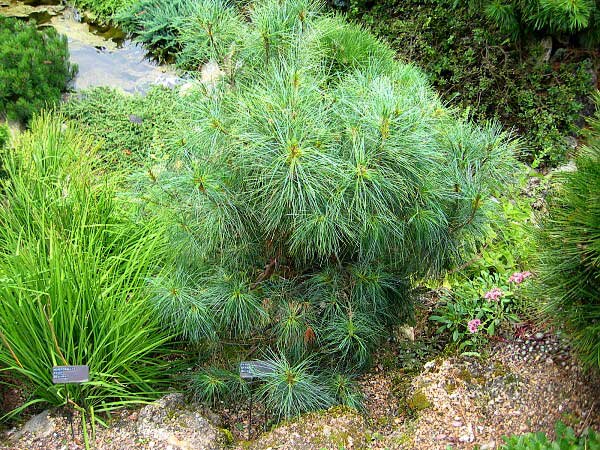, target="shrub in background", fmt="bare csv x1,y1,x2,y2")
345,0,595,167
0,16,76,123
534,95,600,369
0,114,175,419
133,0,518,419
